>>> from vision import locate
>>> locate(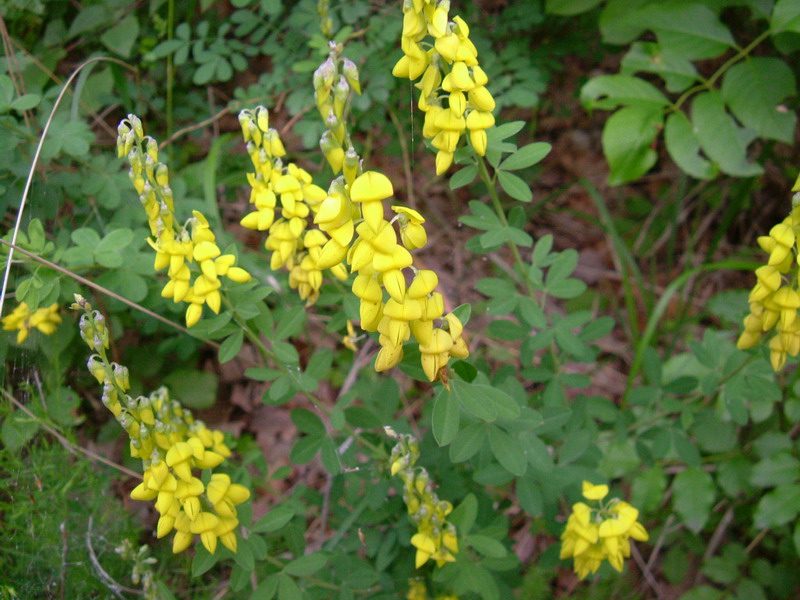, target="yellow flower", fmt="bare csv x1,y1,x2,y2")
560,481,648,579
2,302,61,344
